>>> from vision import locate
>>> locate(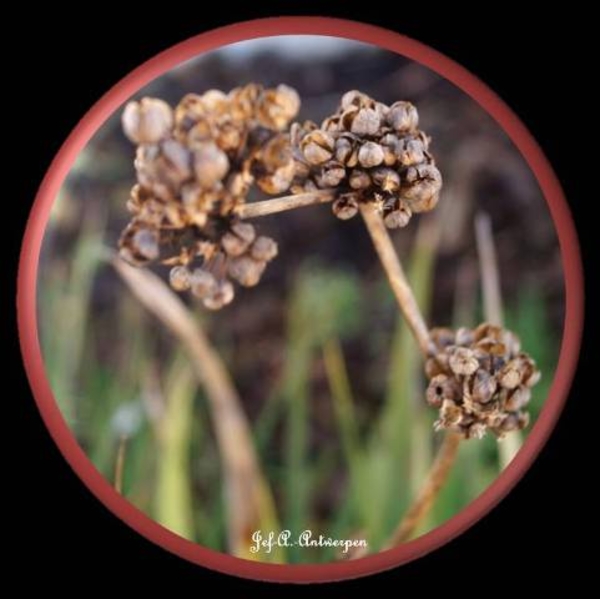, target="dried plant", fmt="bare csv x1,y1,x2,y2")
117,85,541,554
